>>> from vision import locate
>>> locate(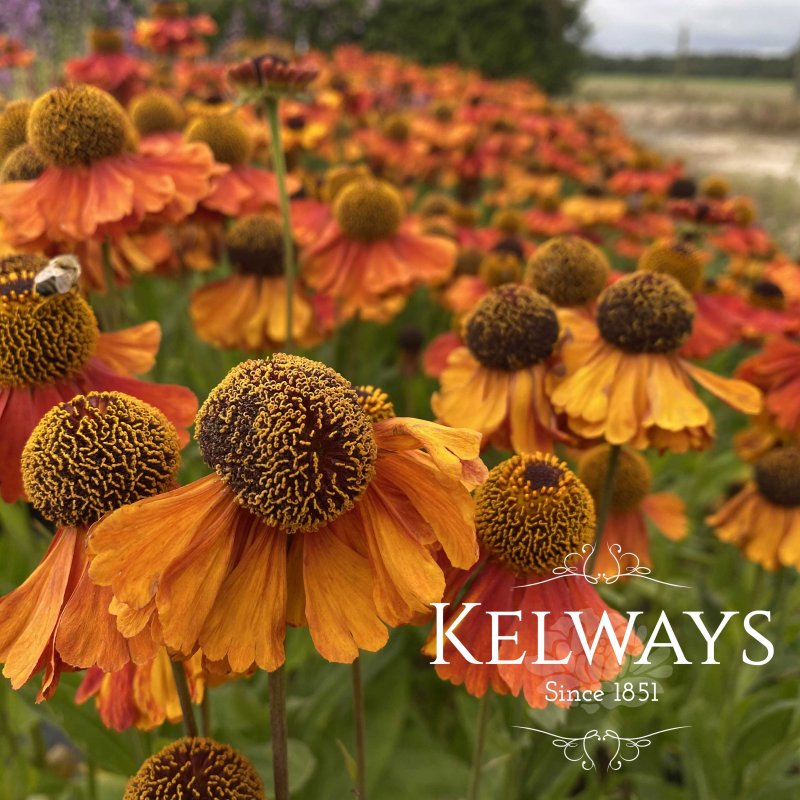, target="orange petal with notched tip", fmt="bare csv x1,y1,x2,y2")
302,521,388,662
